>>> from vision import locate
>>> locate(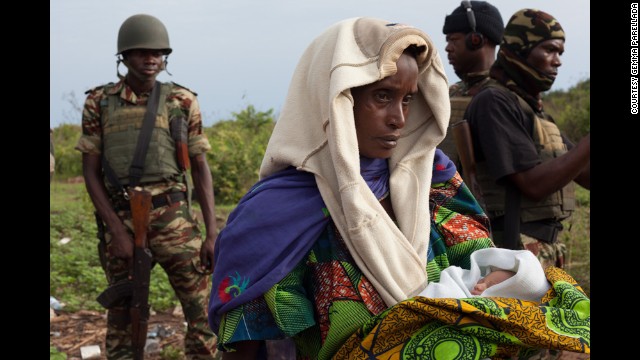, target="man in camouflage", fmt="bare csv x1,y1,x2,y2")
76,14,218,359
465,9,590,271
440,0,503,178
